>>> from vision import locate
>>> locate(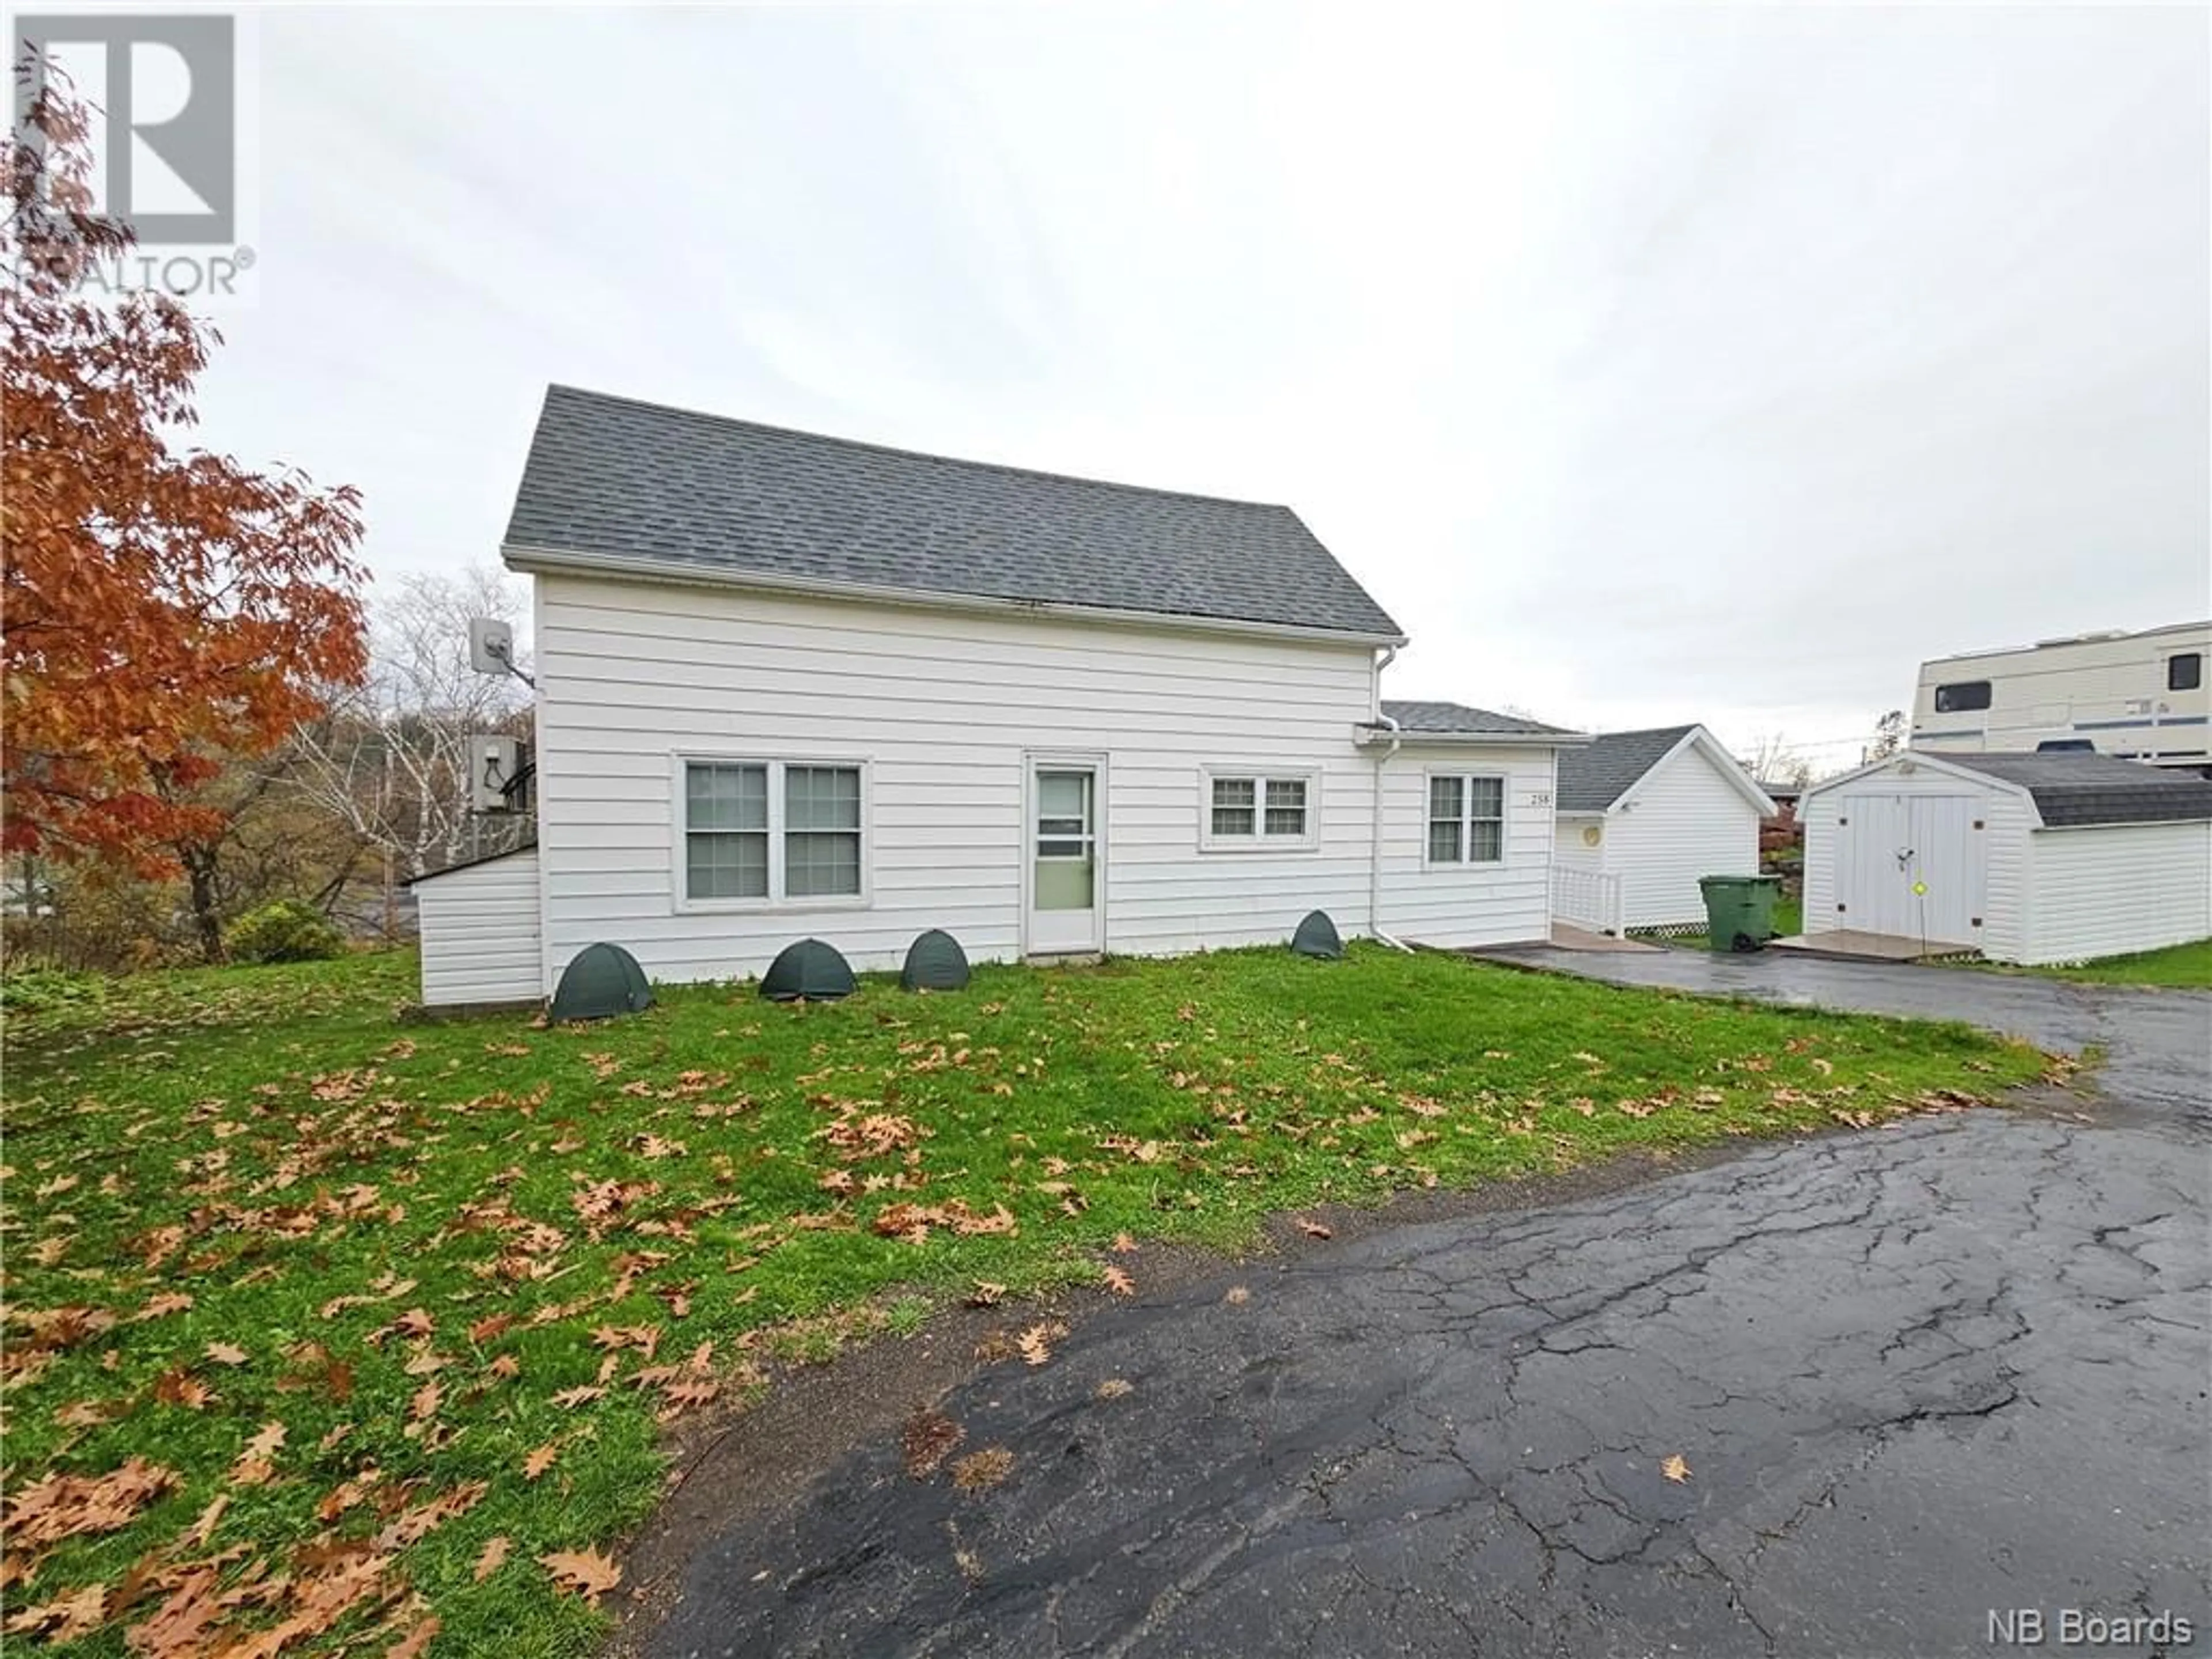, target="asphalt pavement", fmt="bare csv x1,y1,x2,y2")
646,956,2211,1659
